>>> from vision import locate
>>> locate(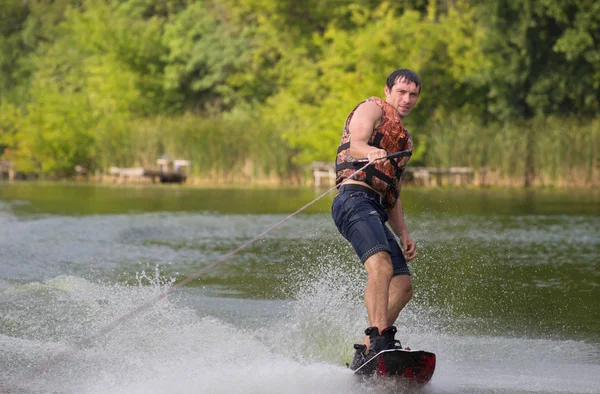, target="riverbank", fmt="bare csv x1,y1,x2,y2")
3,169,598,189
